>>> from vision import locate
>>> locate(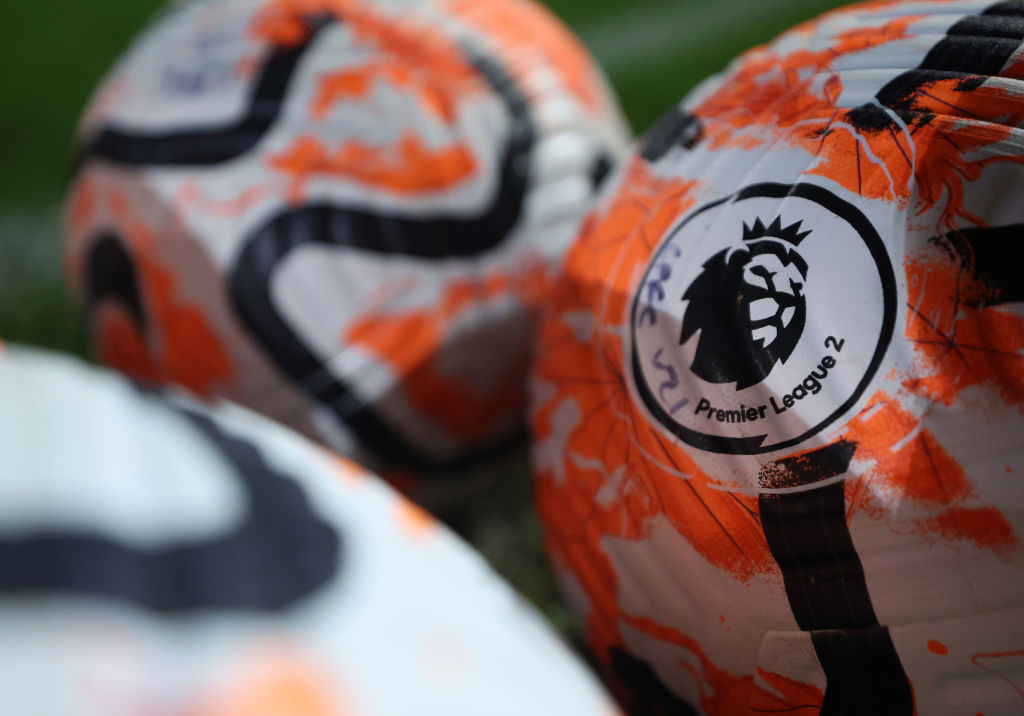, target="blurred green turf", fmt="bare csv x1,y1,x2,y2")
0,0,167,356
0,0,846,632
546,0,849,133
0,0,167,212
